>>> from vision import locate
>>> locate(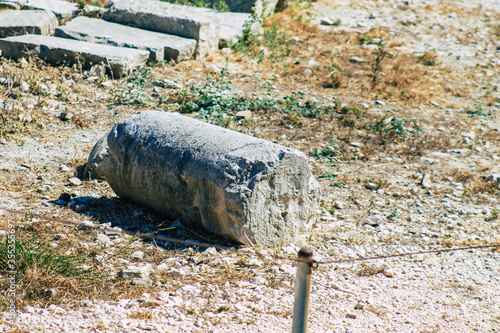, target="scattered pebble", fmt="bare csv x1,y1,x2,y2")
68,177,82,186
